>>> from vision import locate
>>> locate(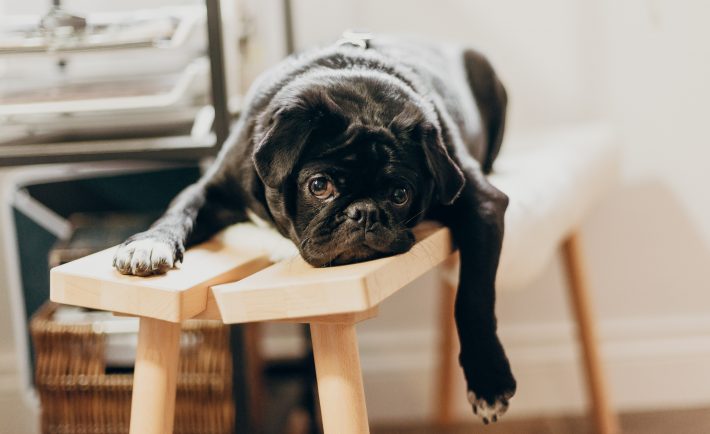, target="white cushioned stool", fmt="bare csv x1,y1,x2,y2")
49,122,619,434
